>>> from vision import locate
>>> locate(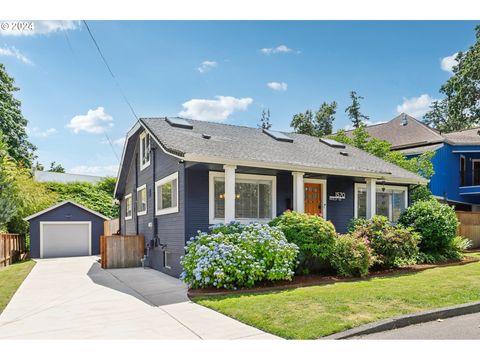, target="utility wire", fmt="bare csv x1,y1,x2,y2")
102,130,120,162
82,20,139,121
